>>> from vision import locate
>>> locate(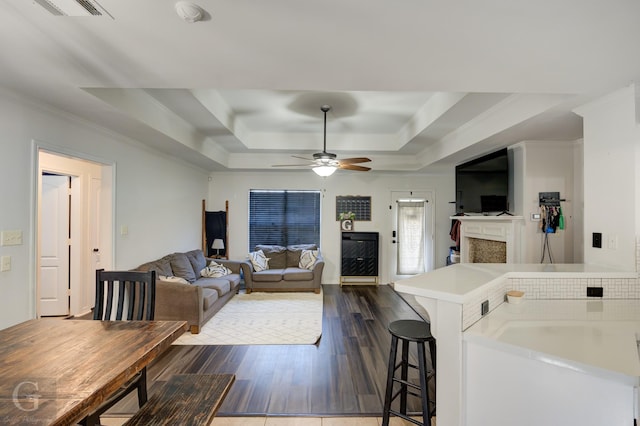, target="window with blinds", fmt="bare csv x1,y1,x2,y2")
248,190,321,250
